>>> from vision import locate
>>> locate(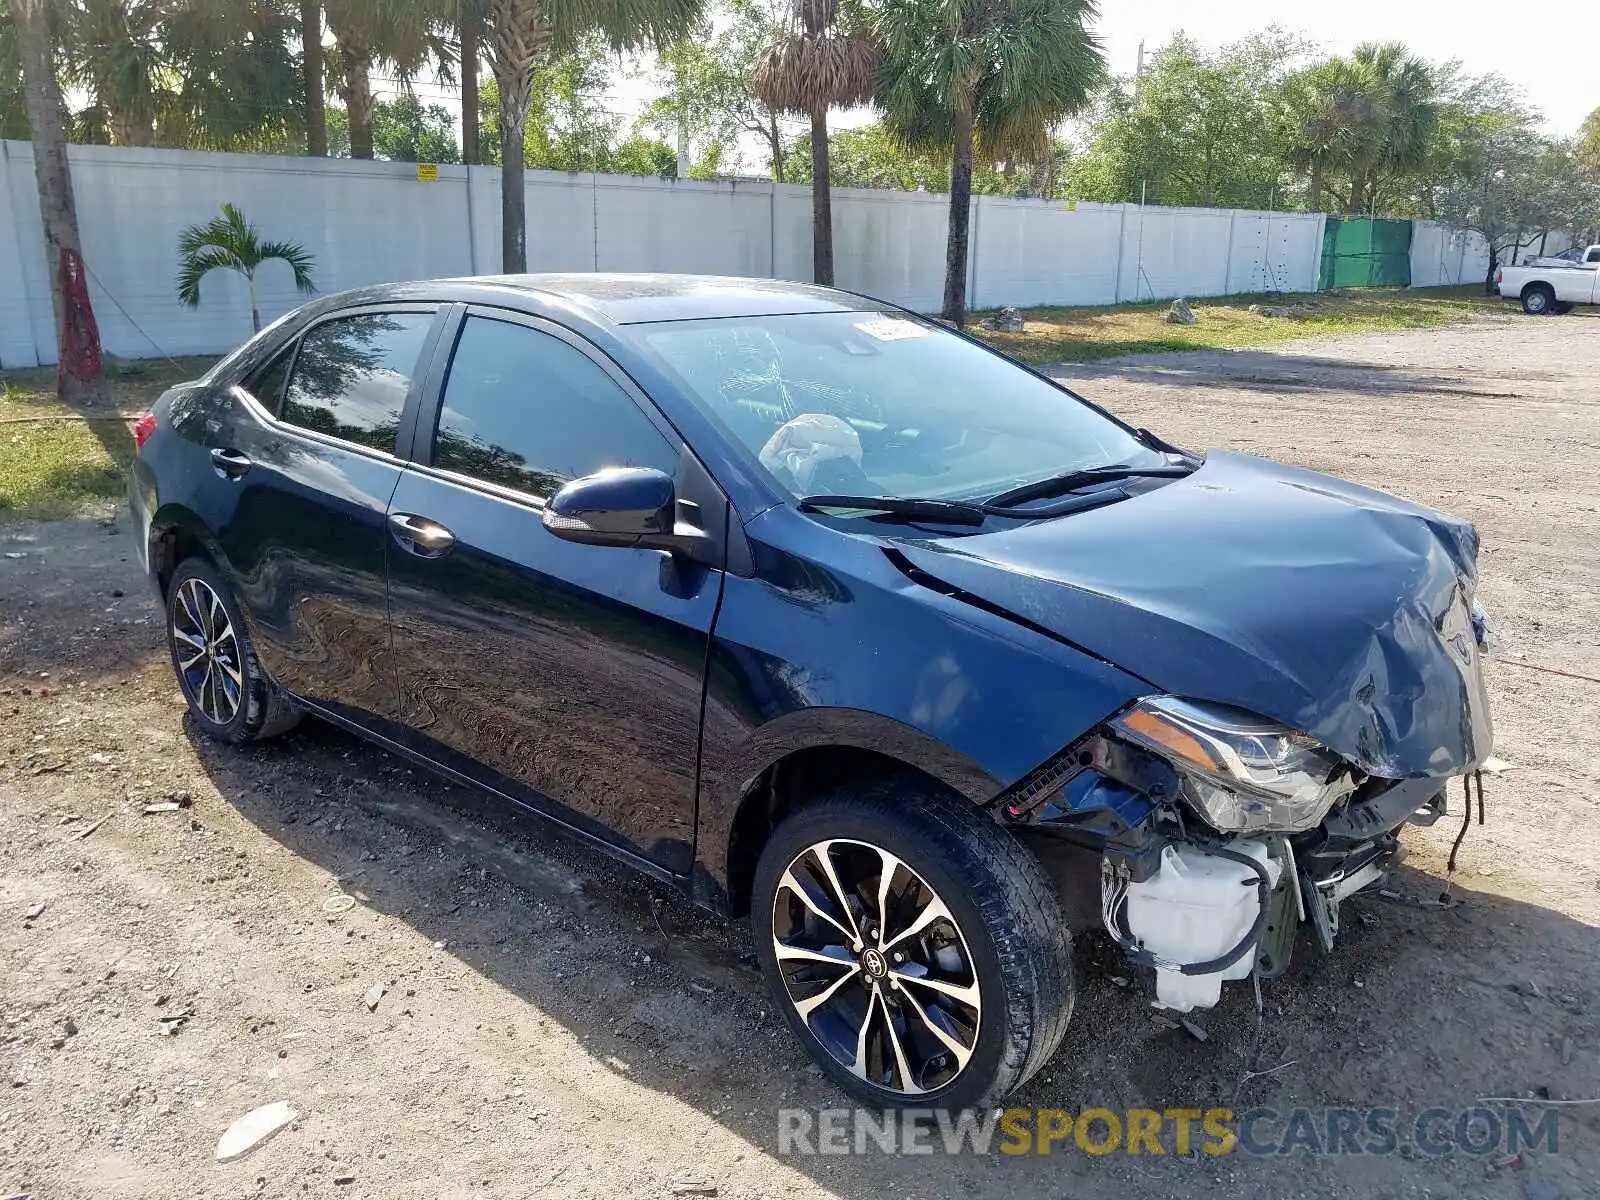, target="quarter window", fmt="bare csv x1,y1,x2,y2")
280,311,435,453
242,345,294,412
433,317,677,498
